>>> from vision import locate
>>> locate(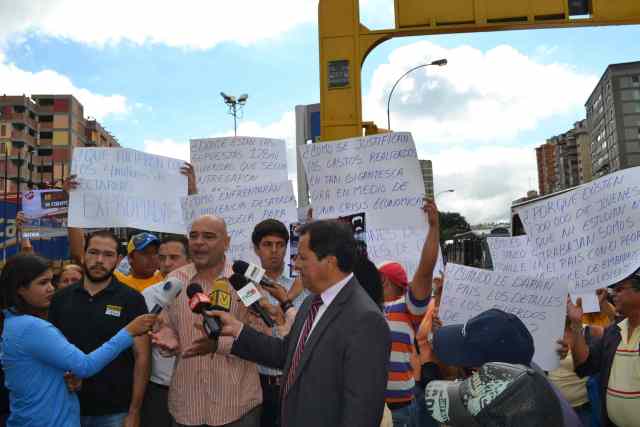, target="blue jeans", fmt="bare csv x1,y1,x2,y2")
81,413,128,427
